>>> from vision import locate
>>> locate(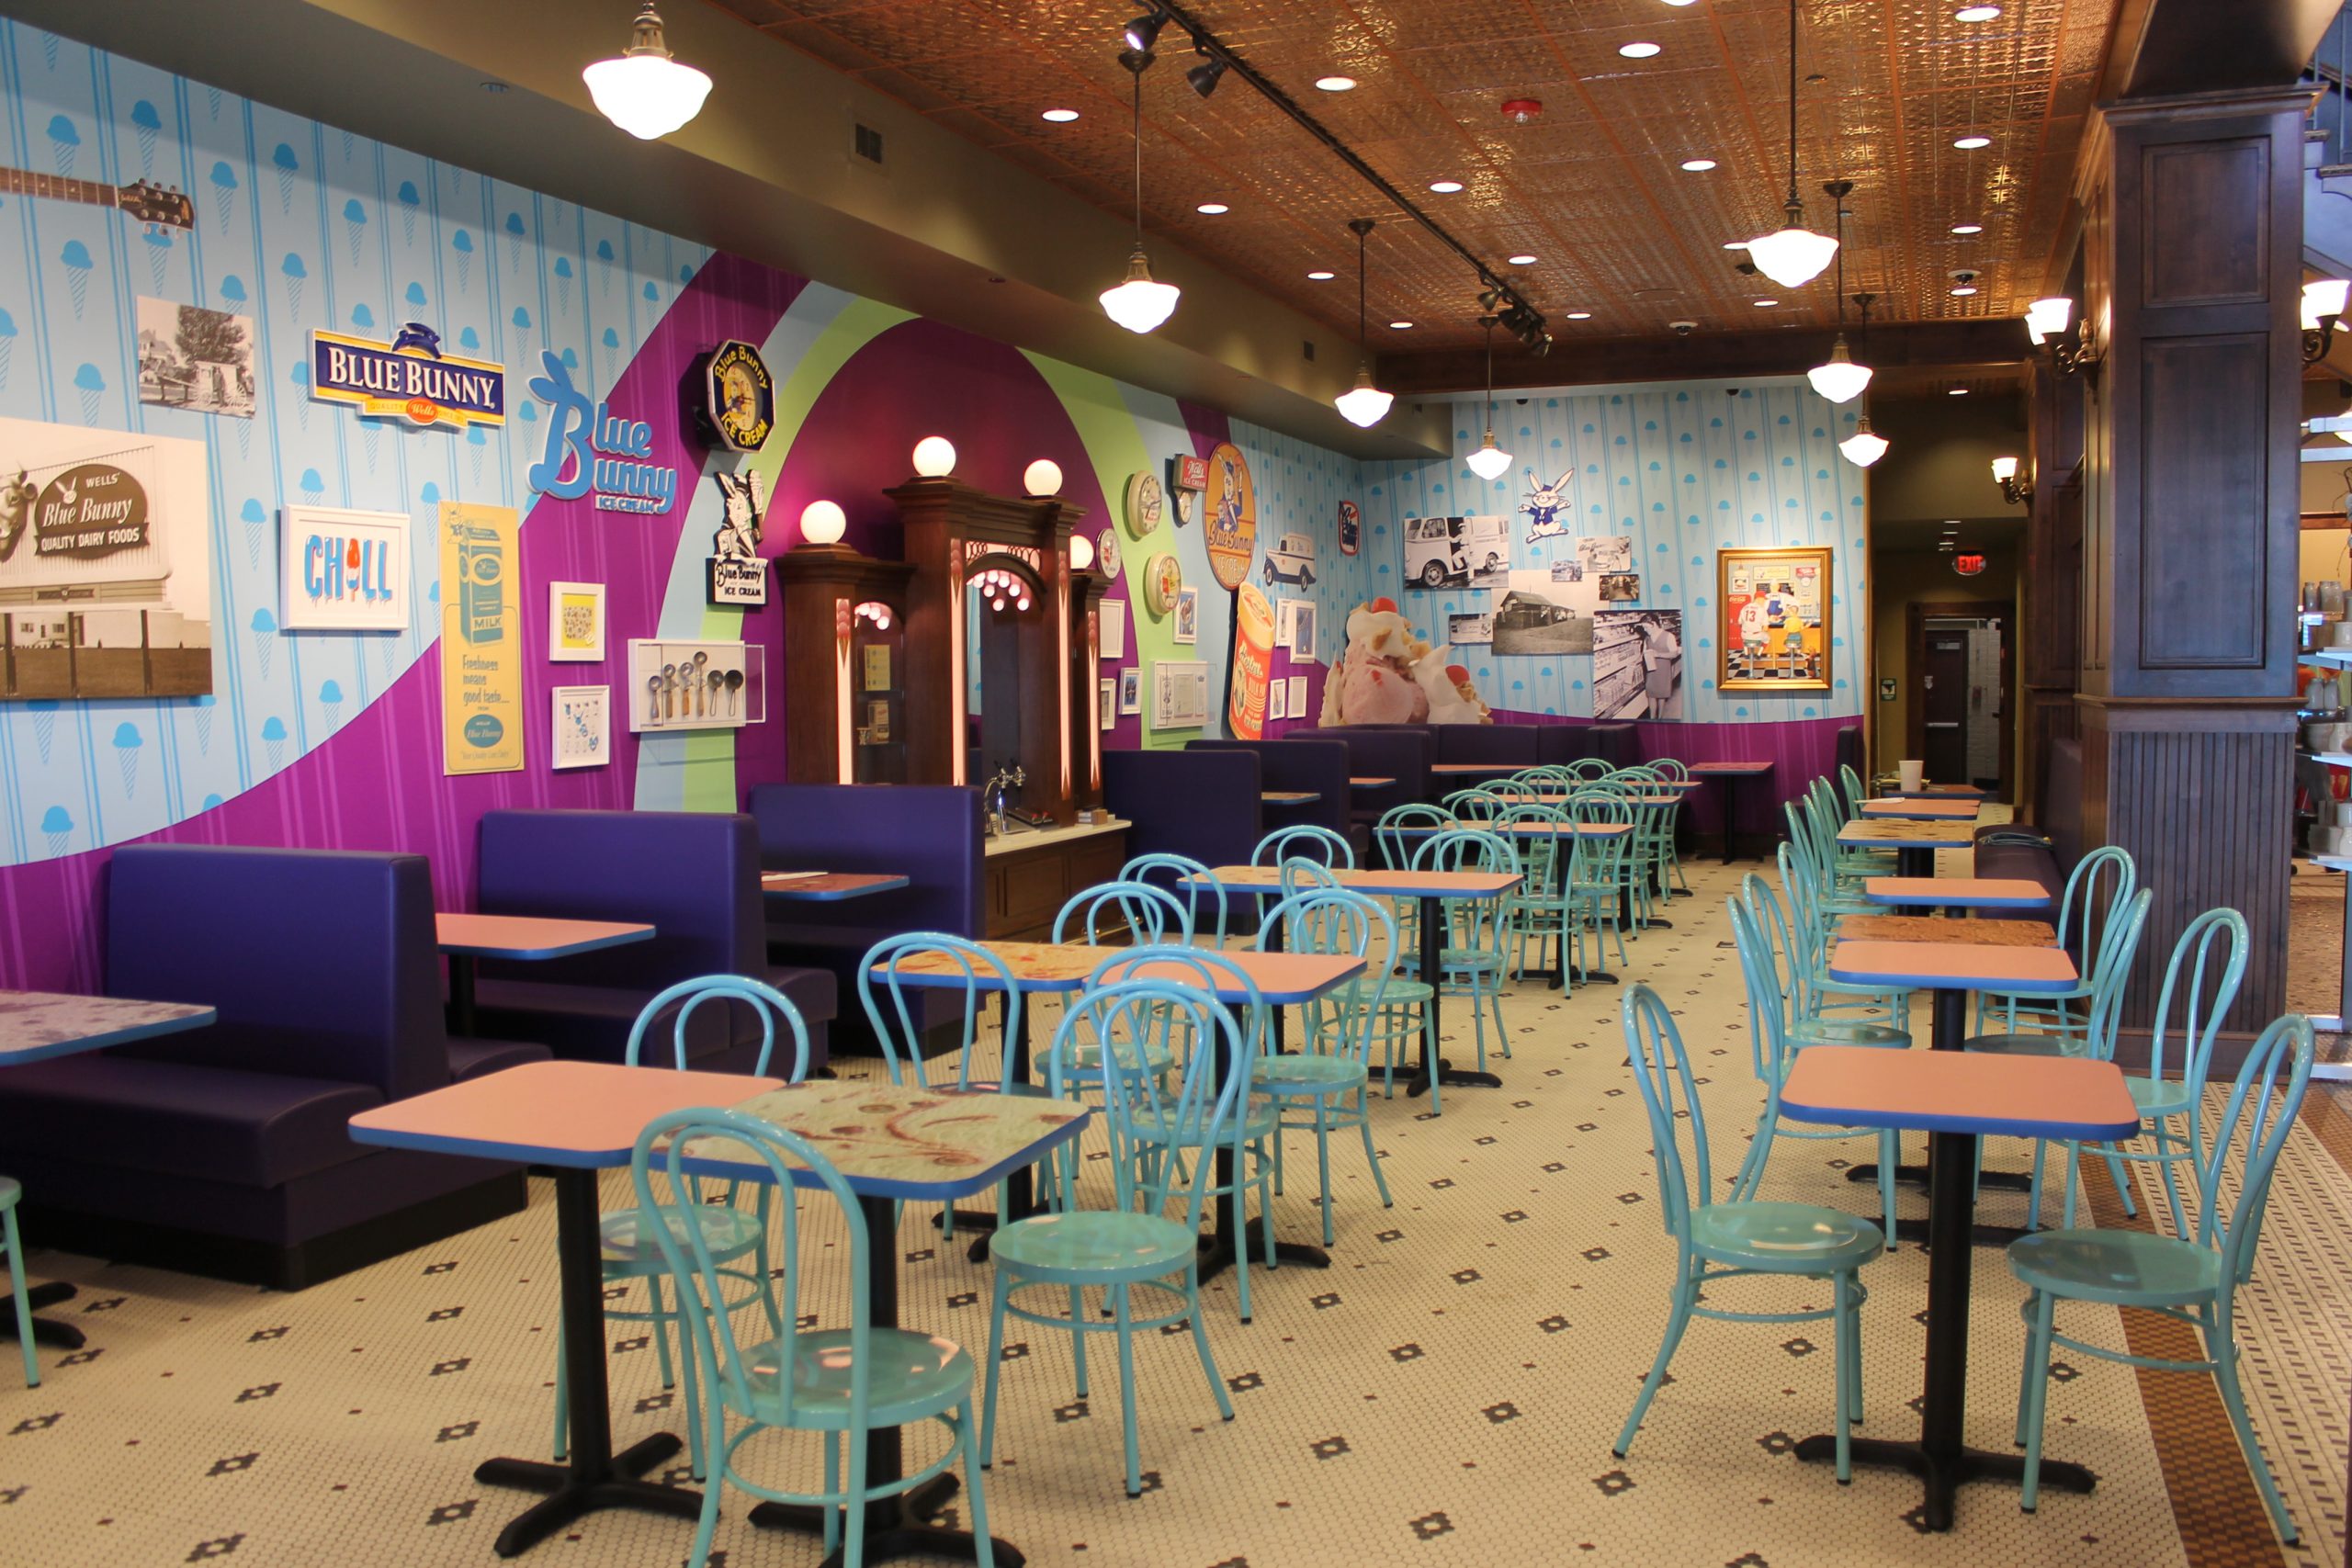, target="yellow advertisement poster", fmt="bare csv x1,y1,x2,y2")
437,501,526,774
